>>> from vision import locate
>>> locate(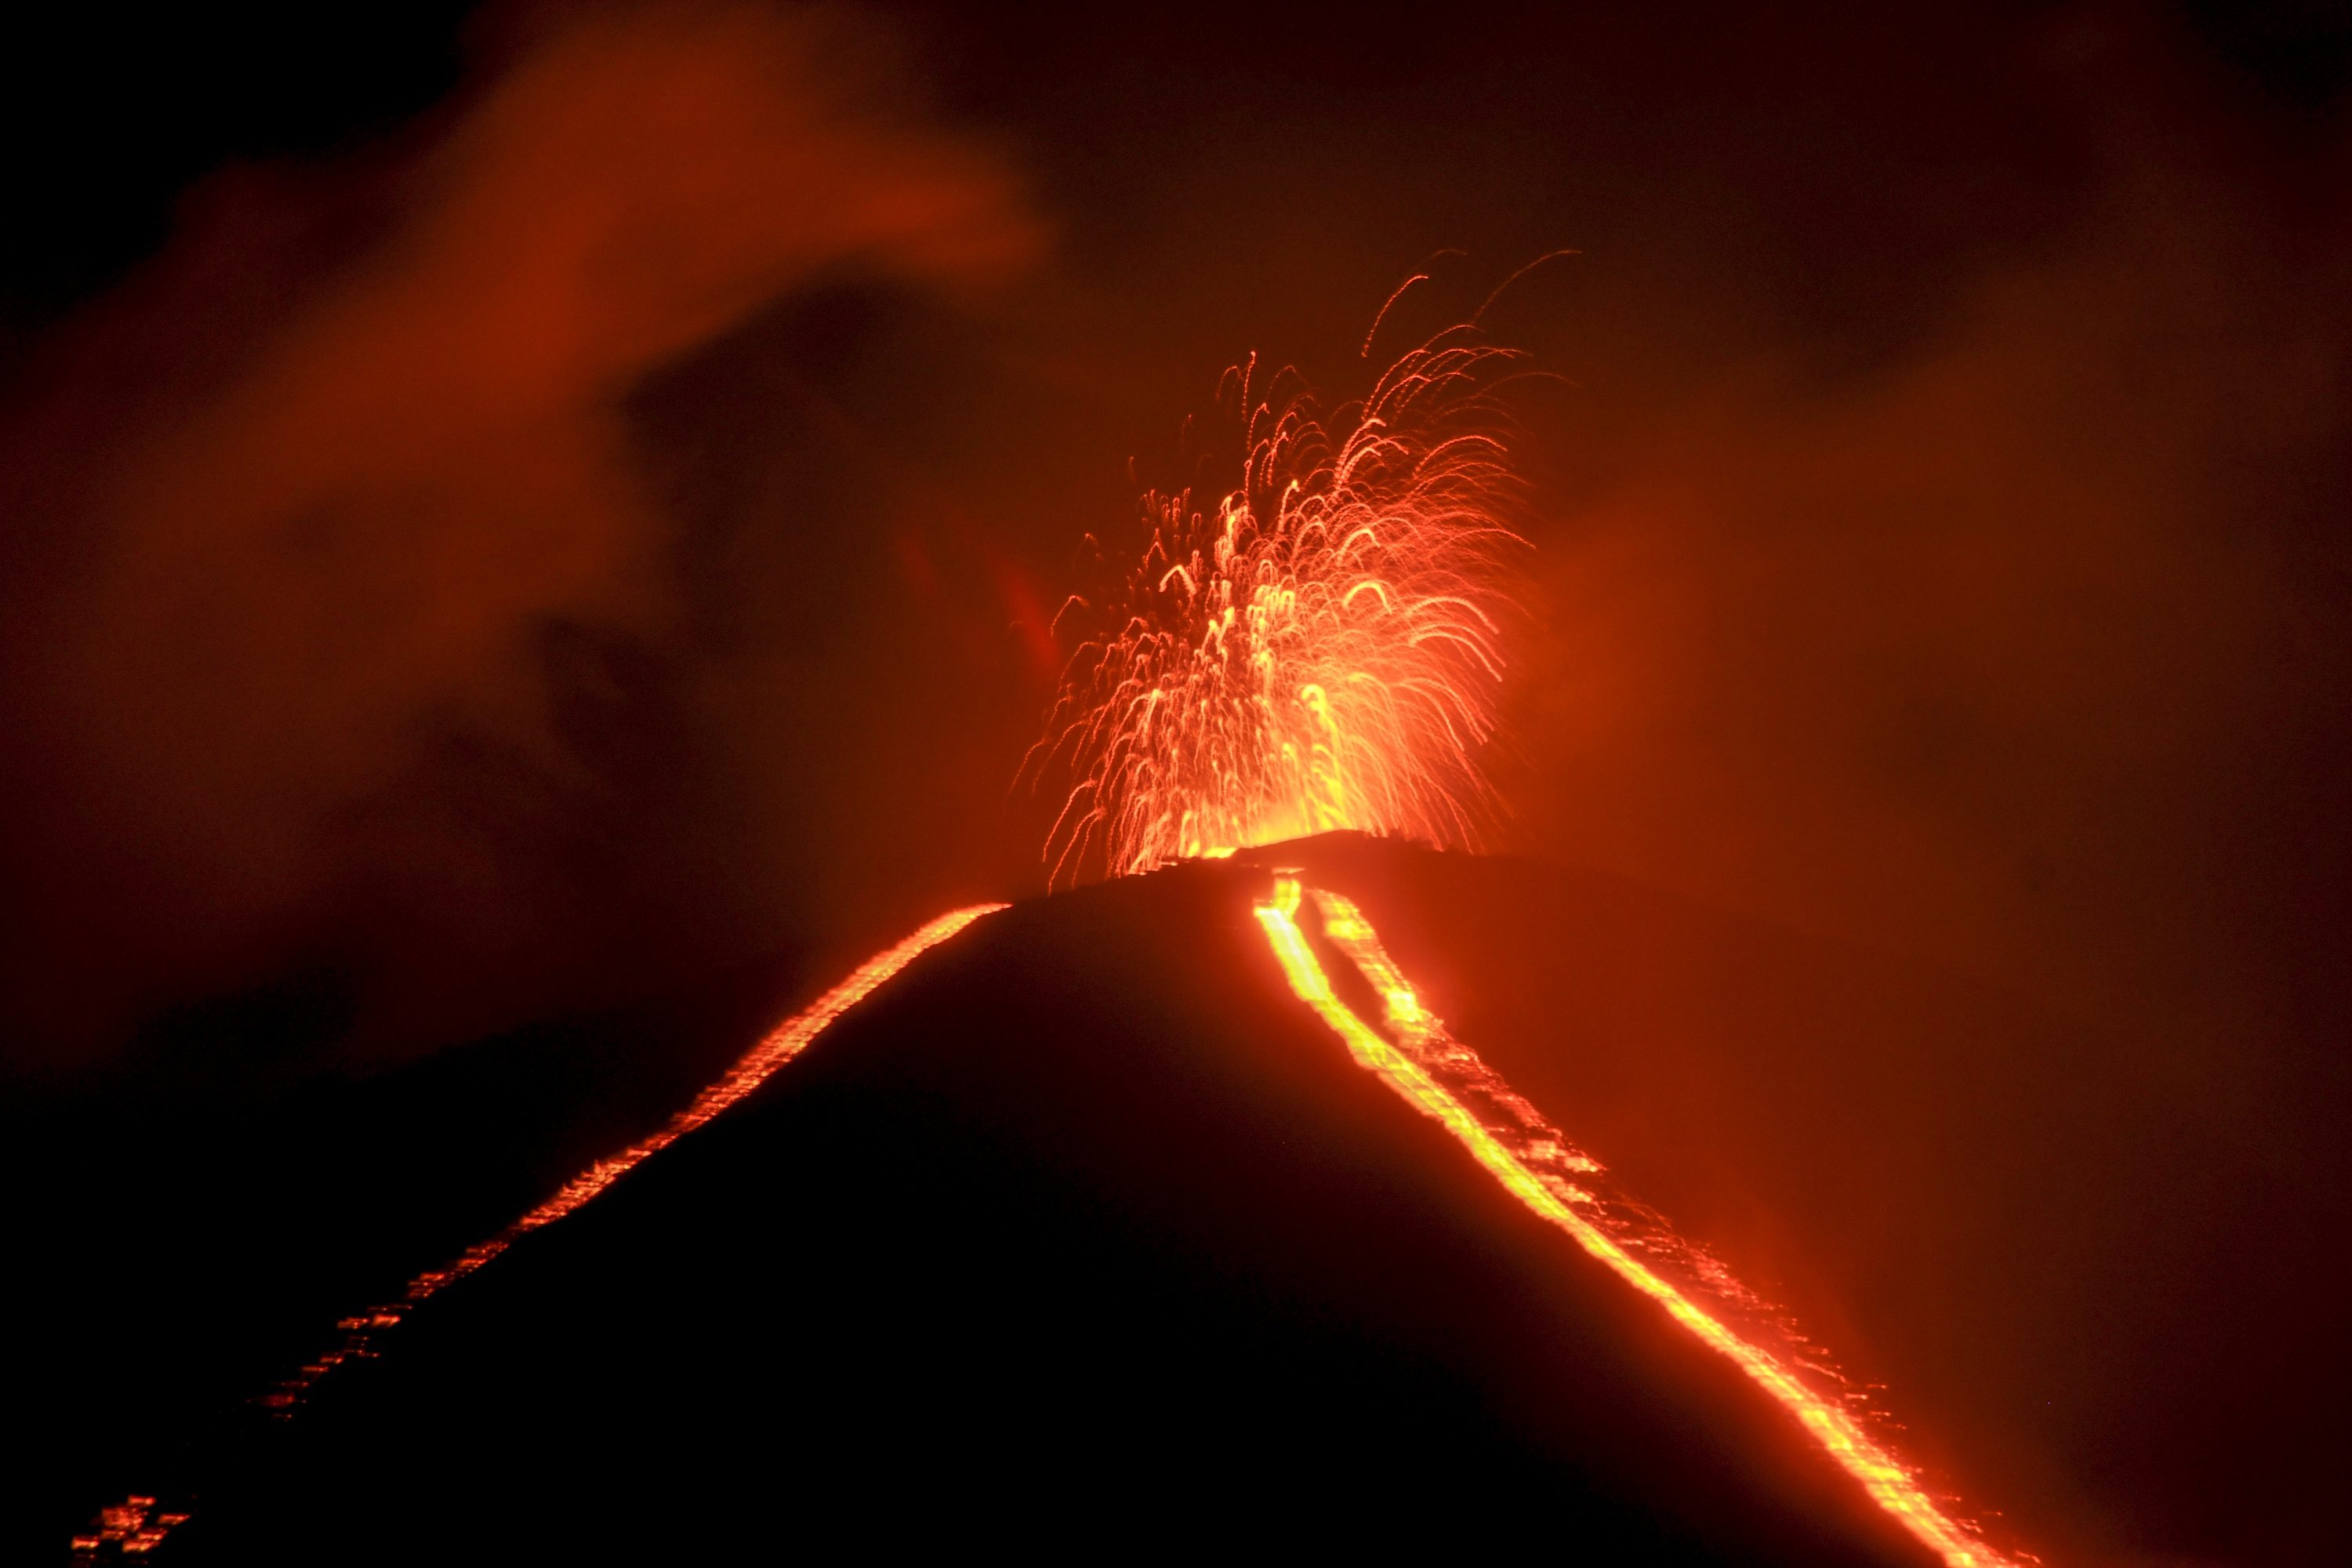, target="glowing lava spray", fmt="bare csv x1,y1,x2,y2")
1029,335,1530,886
